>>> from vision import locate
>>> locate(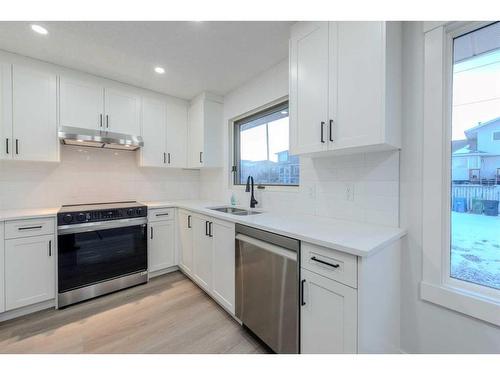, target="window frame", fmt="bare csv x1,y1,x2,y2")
232,100,299,187
421,21,500,326
492,131,500,141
